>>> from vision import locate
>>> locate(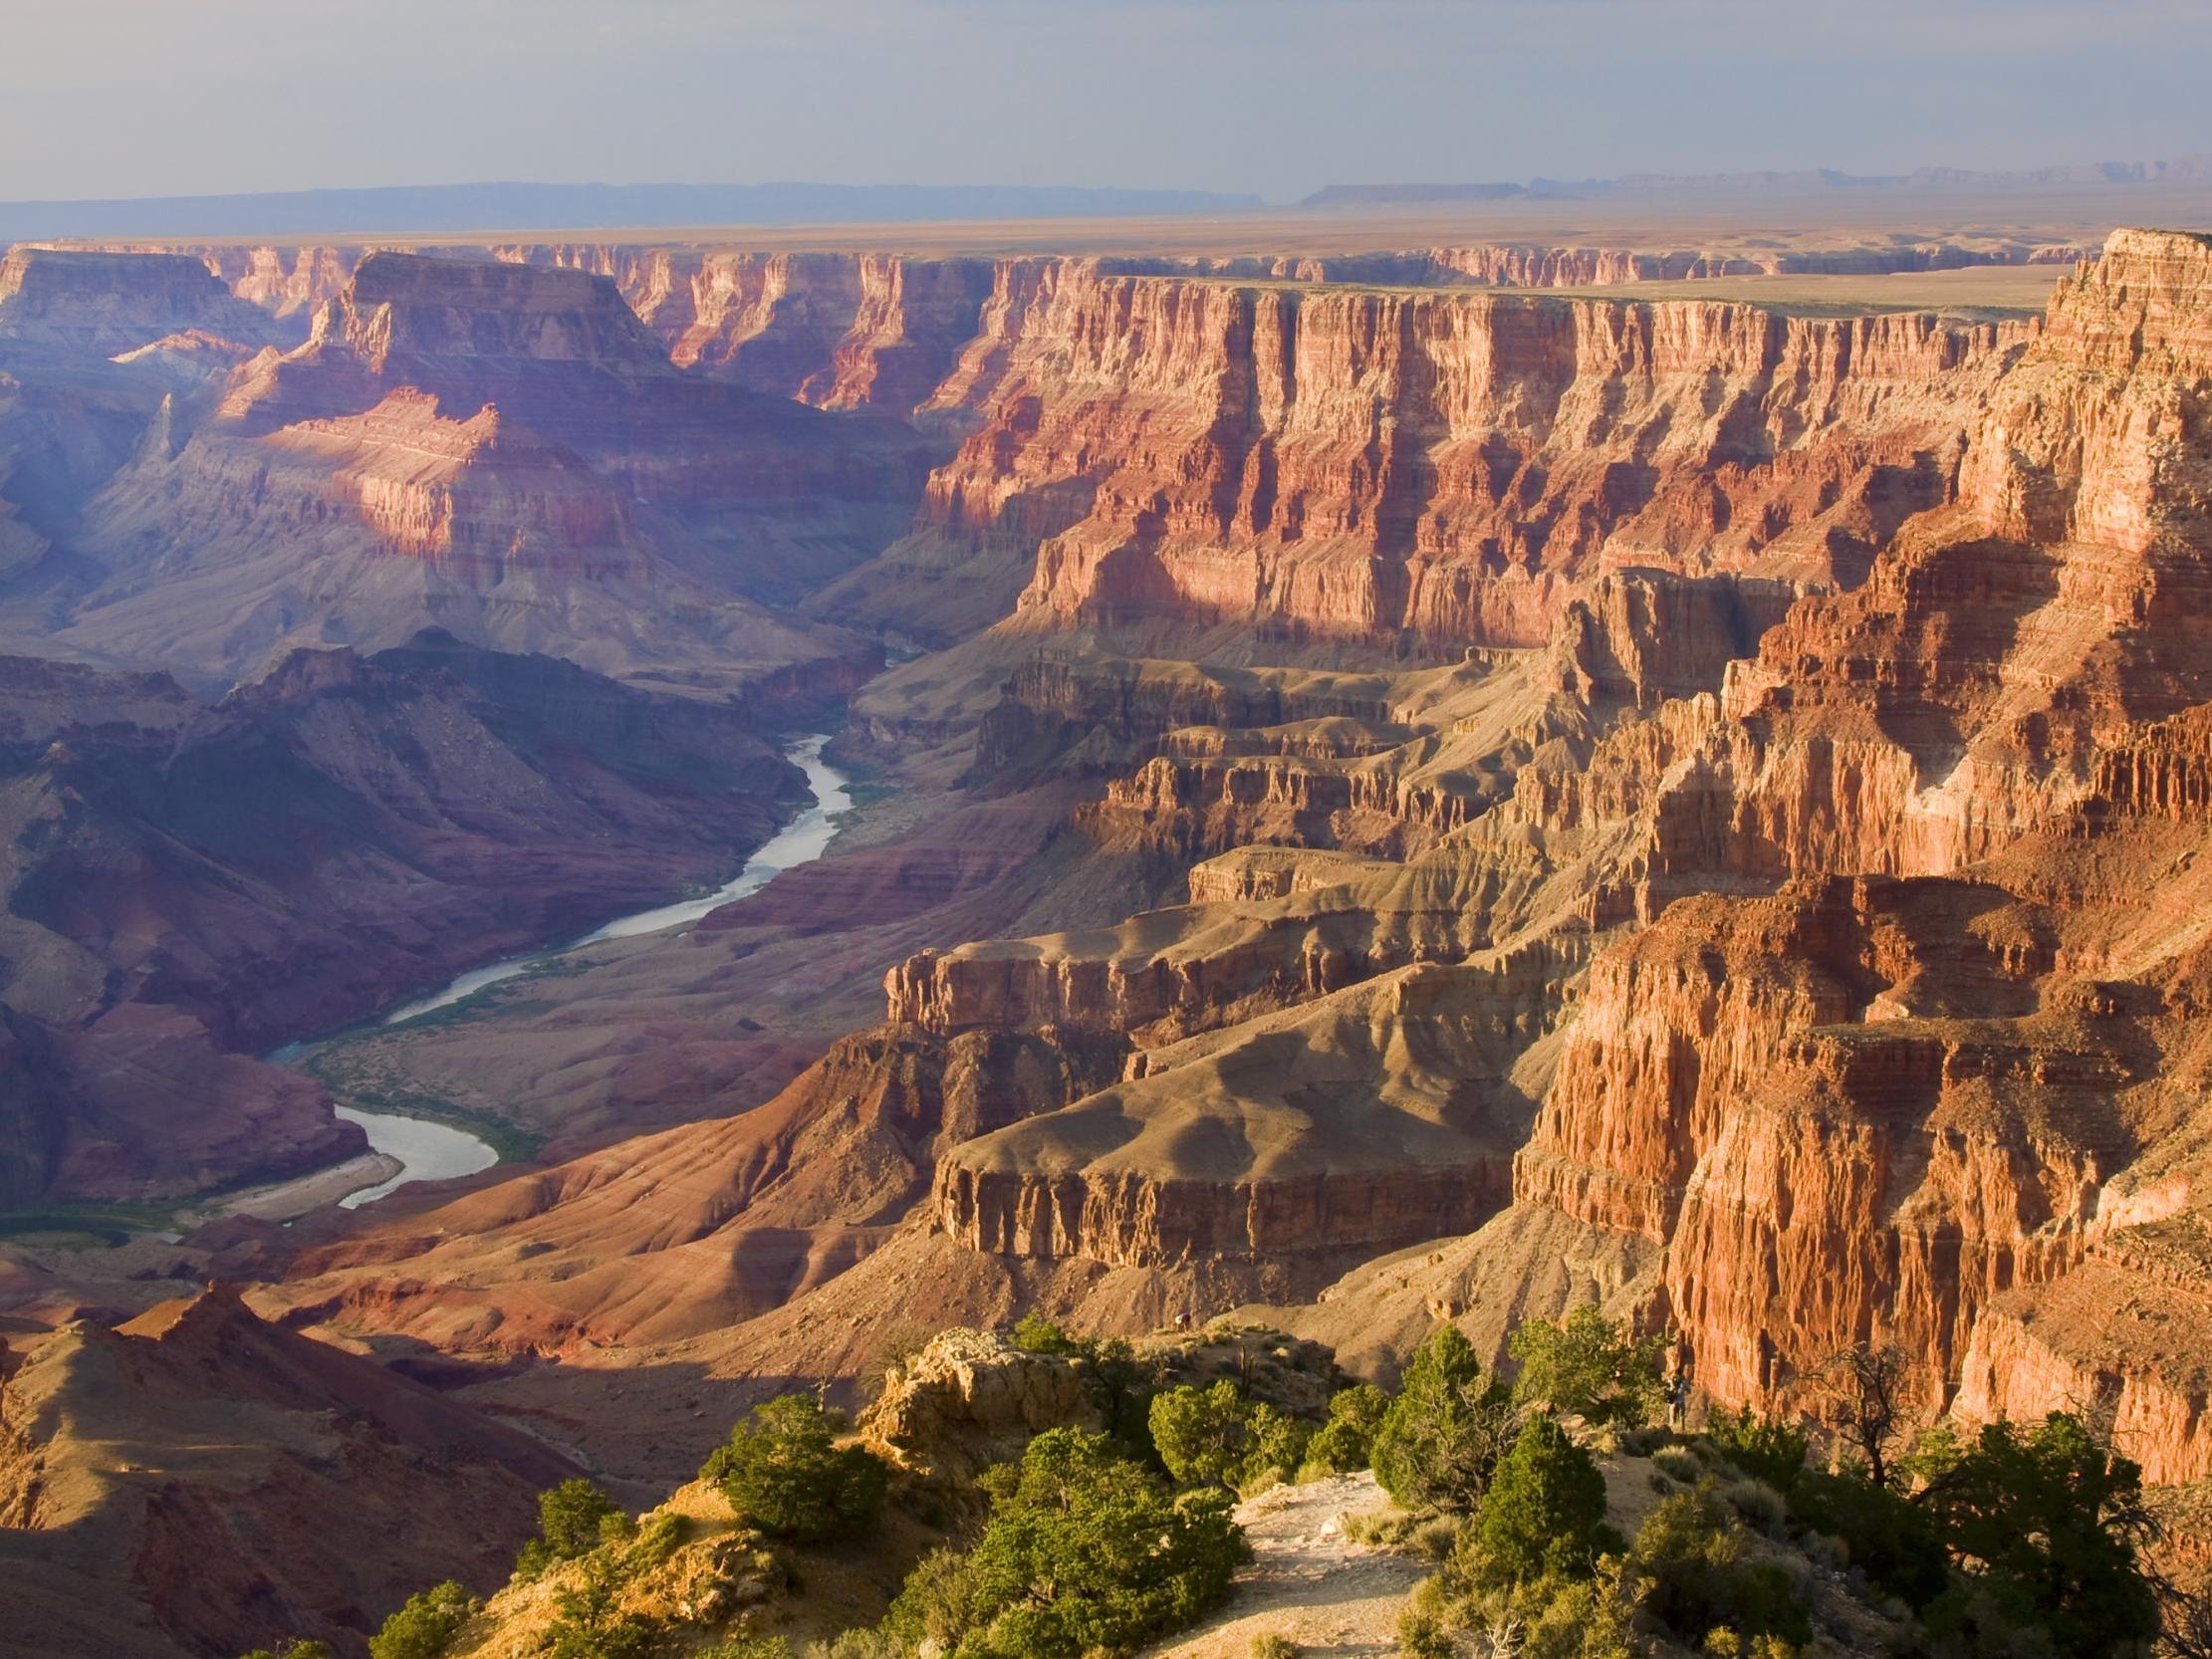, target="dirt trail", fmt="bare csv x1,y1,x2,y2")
1149,1472,1426,1659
